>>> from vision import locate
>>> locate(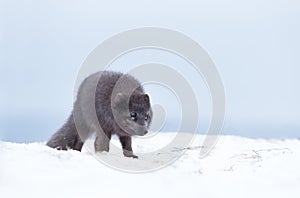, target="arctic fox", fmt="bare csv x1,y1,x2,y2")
47,71,152,158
